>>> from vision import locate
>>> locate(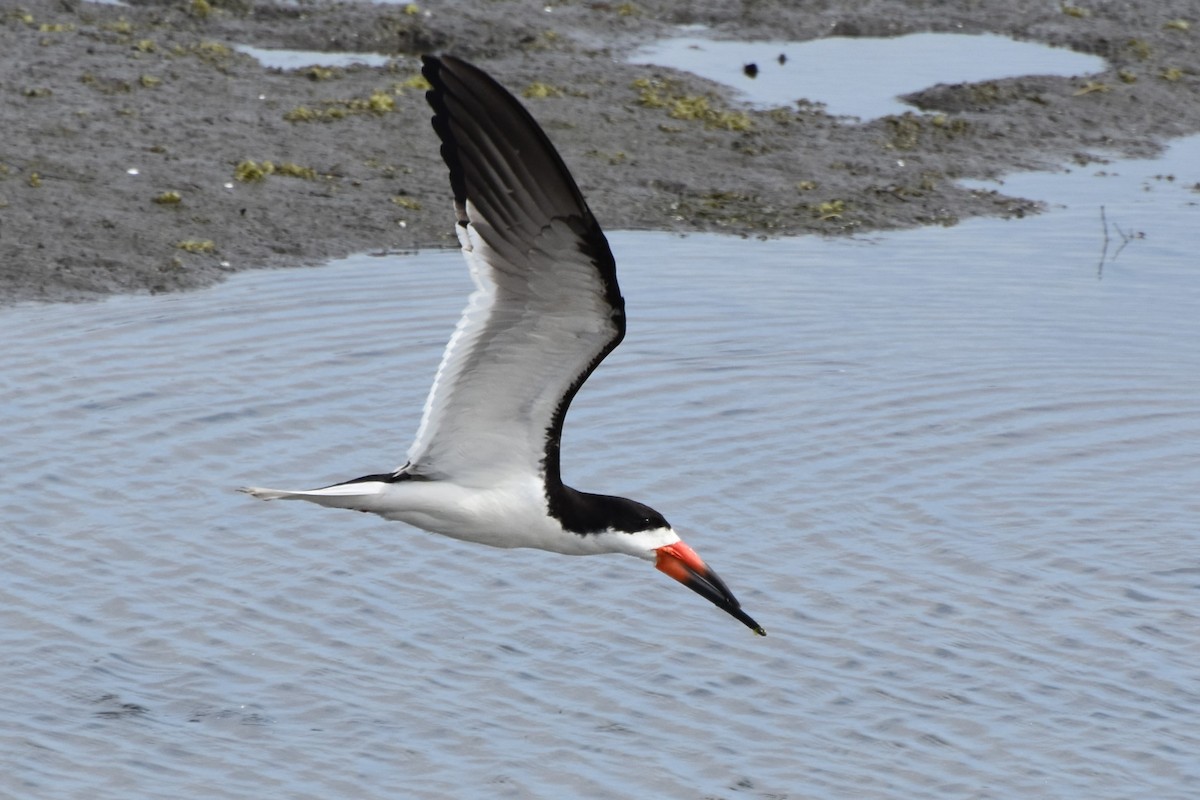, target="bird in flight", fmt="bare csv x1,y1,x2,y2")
243,54,765,636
